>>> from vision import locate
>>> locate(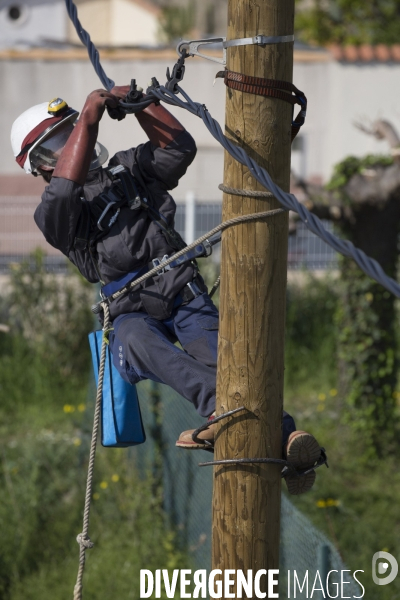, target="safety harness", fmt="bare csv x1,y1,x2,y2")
74,164,213,302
